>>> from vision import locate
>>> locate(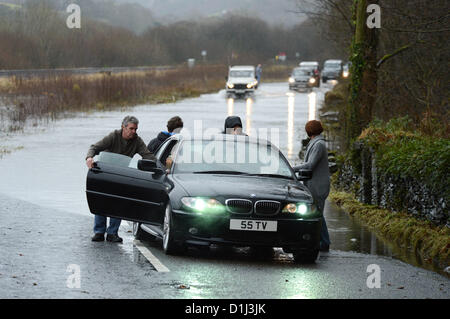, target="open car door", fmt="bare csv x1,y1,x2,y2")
86,152,167,225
